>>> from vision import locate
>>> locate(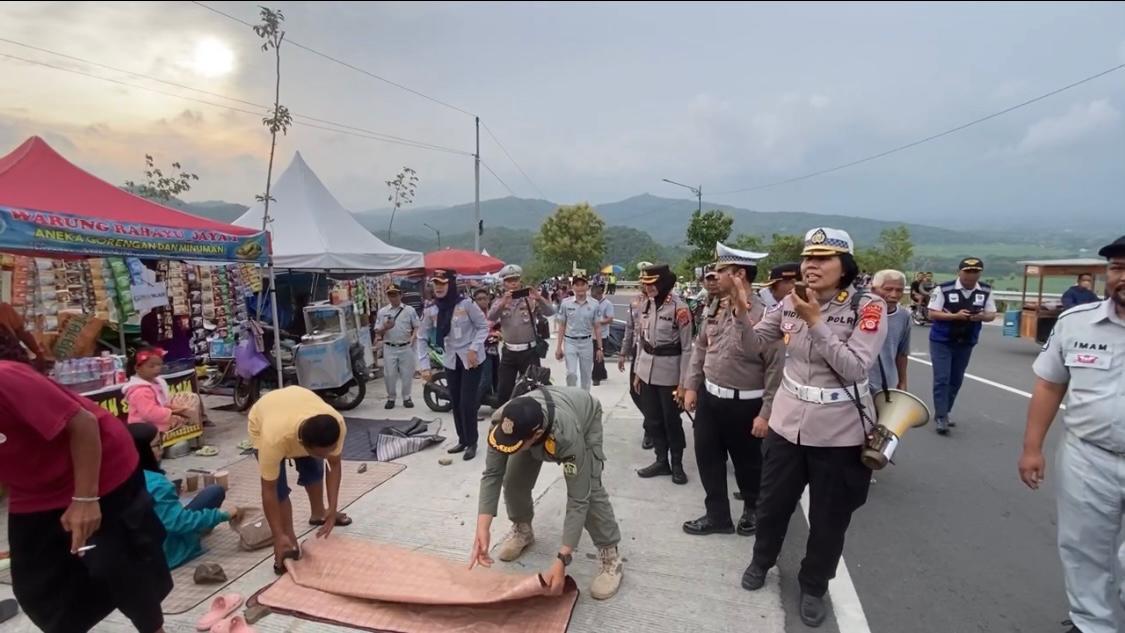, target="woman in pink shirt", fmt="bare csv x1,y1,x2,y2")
122,346,202,433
